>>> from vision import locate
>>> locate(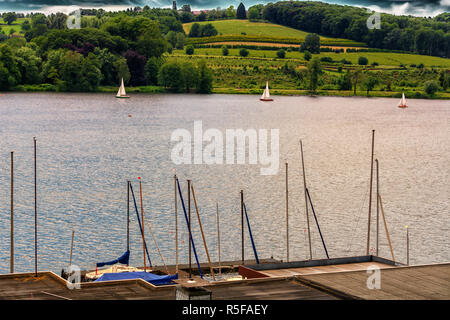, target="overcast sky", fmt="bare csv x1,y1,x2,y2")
0,1,448,17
